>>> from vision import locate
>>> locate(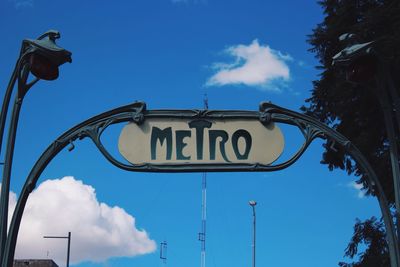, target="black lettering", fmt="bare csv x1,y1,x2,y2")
151,127,172,160
188,120,212,160
232,129,252,160
176,130,191,160
209,130,230,162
